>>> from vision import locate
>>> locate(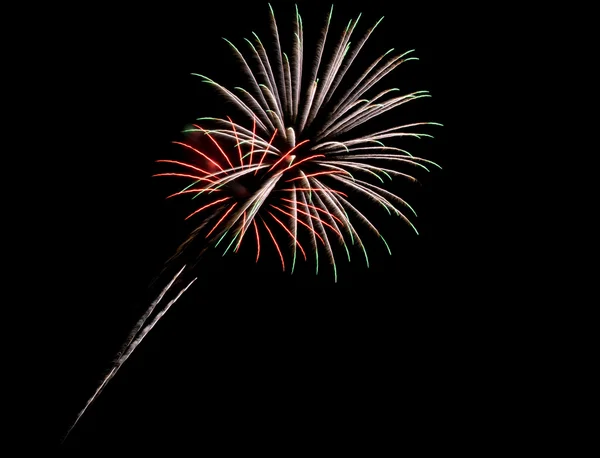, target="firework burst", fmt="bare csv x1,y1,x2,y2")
63,4,442,441
158,3,442,282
